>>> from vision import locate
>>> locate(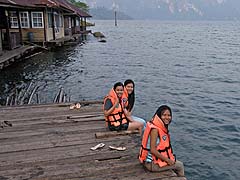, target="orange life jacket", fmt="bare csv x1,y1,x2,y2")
103,88,128,127
122,87,129,108
139,114,175,167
